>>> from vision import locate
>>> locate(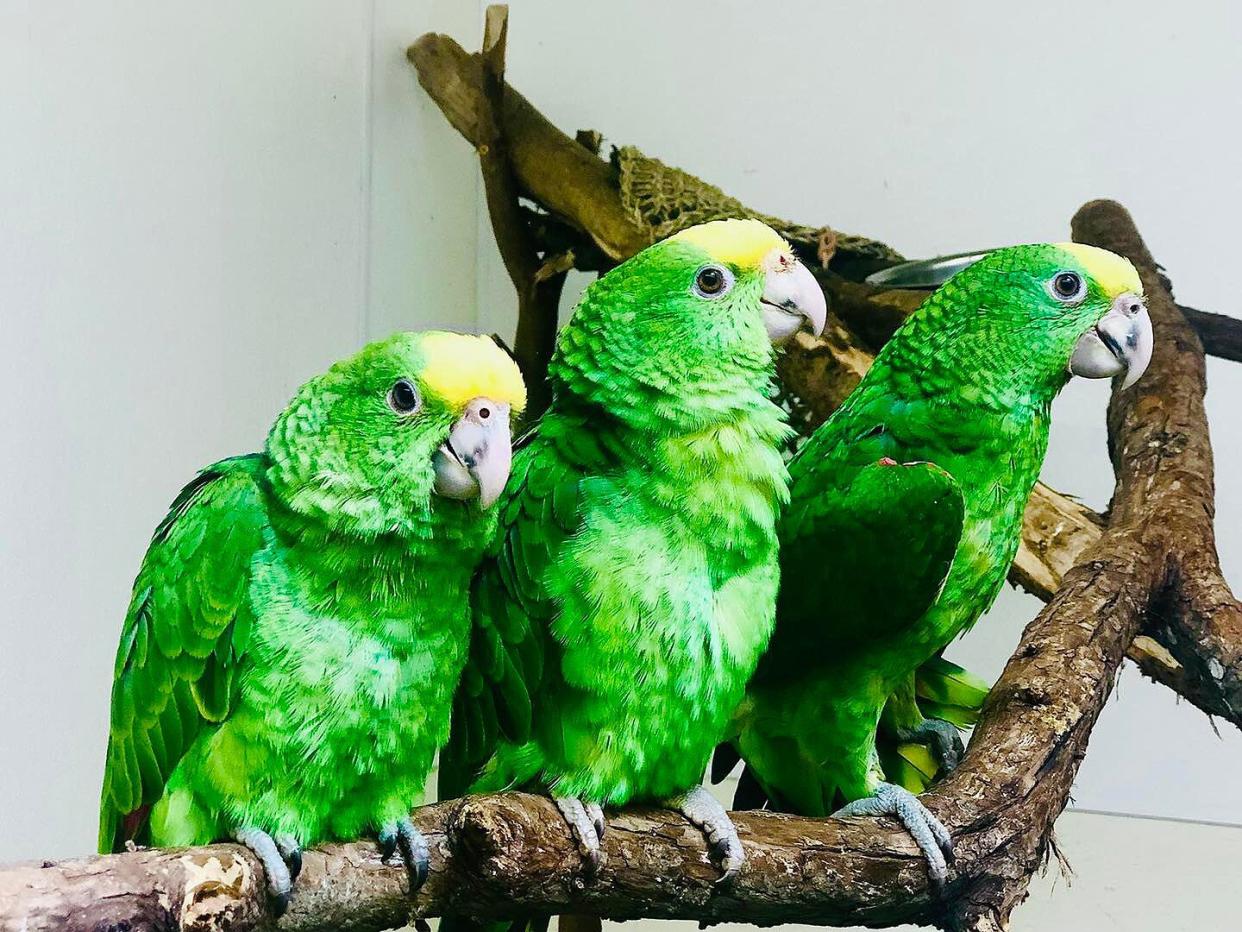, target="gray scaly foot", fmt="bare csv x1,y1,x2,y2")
833,782,954,888
897,717,965,774
664,785,744,882
378,817,430,894
554,796,605,873
585,801,606,841
274,833,302,883
235,827,294,916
